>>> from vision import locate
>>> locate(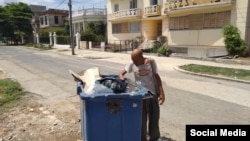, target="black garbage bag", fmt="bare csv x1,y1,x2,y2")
97,75,128,93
